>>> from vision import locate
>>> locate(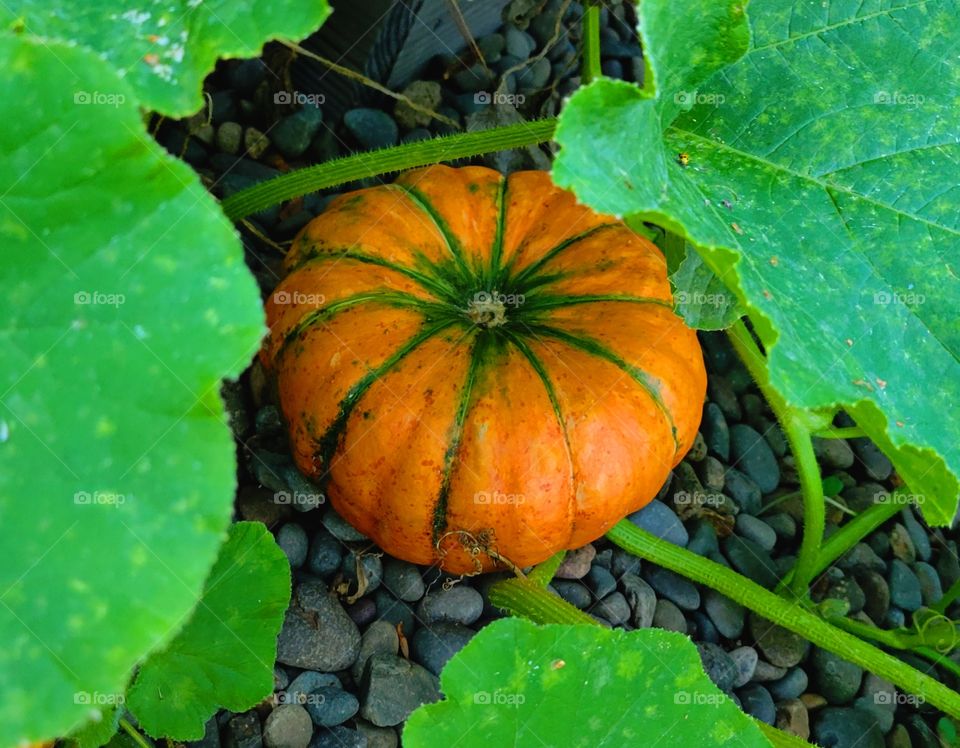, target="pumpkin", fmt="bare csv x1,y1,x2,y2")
261,165,706,573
